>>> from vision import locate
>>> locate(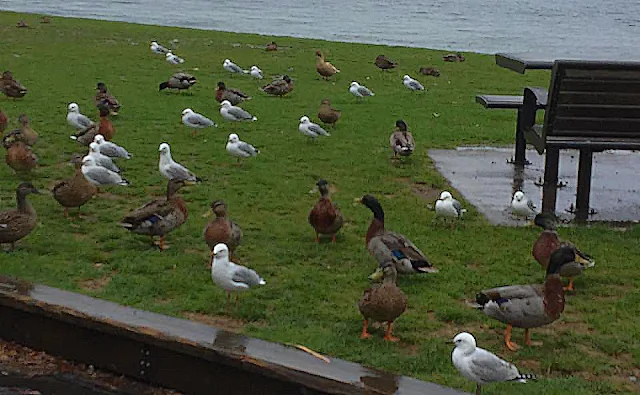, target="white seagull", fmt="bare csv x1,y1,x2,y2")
226,133,259,164
435,191,466,224
349,81,375,98
223,59,249,75
219,100,257,122
451,332,535,395
158,143,200,182
211,243,265,308
150,41,170,54
81,156,129,186
250,65,263,80
298,116,330,139
66,103,94,130
165,52,184,65
88,142,120,173
93,135,131,159
403,75,425,91
511,191,538,218
181,108,216,136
